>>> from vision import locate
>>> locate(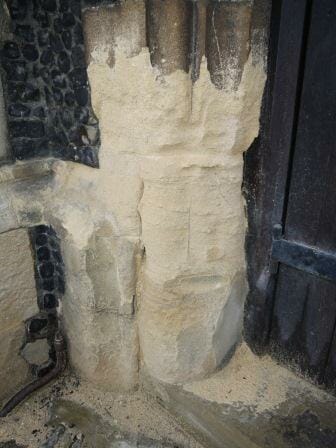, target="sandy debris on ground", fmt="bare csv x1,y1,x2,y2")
0,373,203,448
184,342,333,413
